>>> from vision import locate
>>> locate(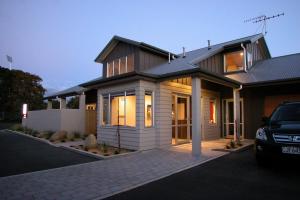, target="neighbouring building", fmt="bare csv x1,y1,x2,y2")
23,34,300,155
